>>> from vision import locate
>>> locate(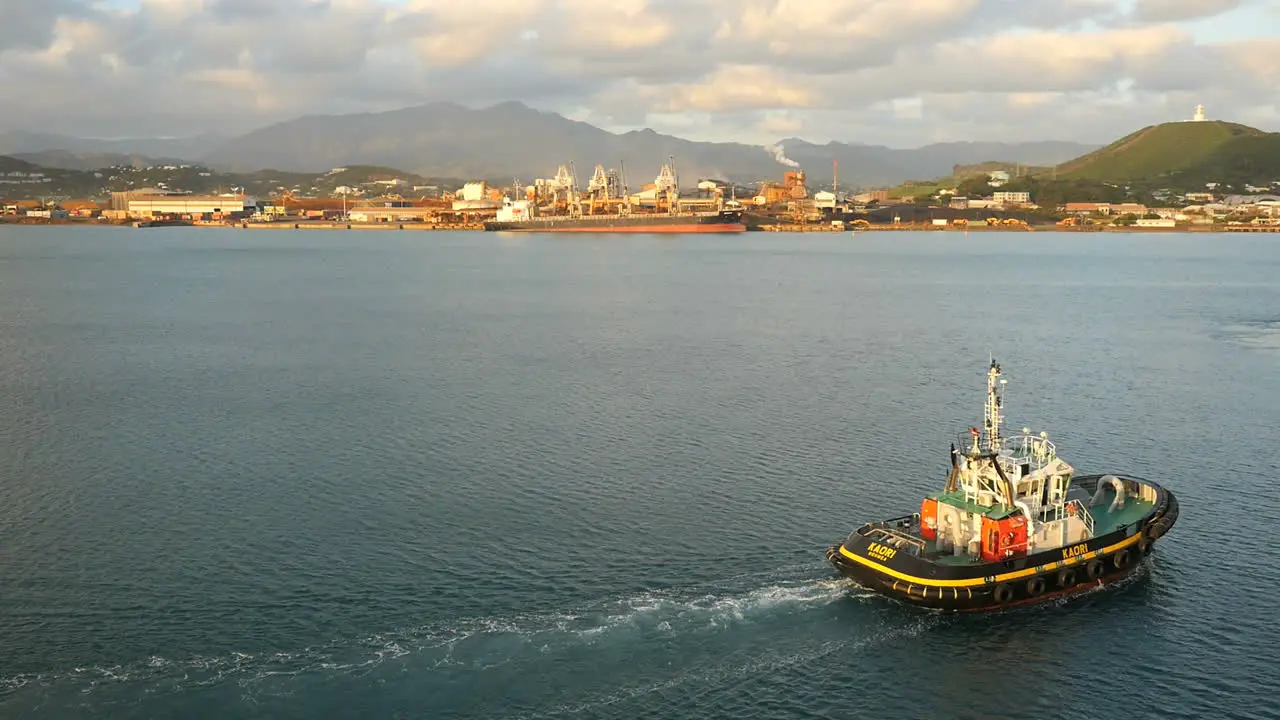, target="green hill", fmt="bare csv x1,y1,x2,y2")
1051,120,1277,186
1178,134,1280,186
0,155,42,173
0,155,476,201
